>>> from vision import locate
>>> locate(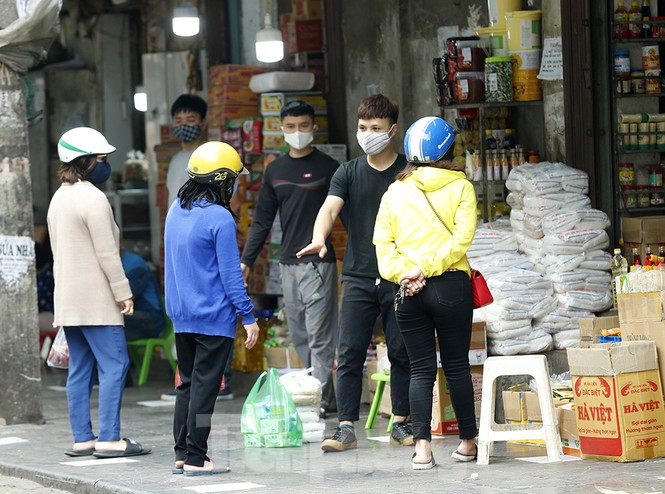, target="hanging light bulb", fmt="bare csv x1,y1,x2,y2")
172,1,200,37
255,3,284,64
133,85,147,112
